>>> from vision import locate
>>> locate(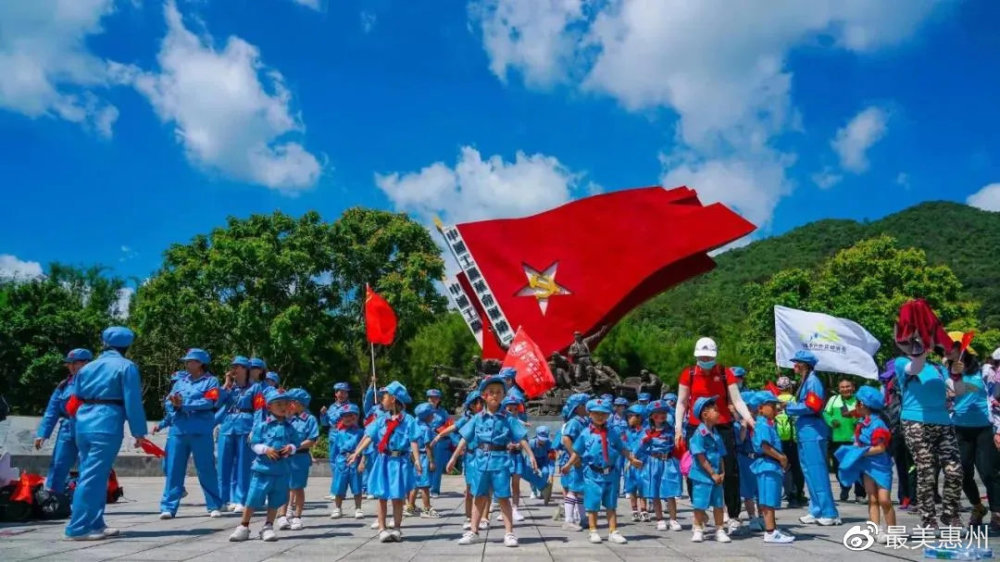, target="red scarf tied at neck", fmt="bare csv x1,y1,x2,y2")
590,424,609,463
378,415,402,453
